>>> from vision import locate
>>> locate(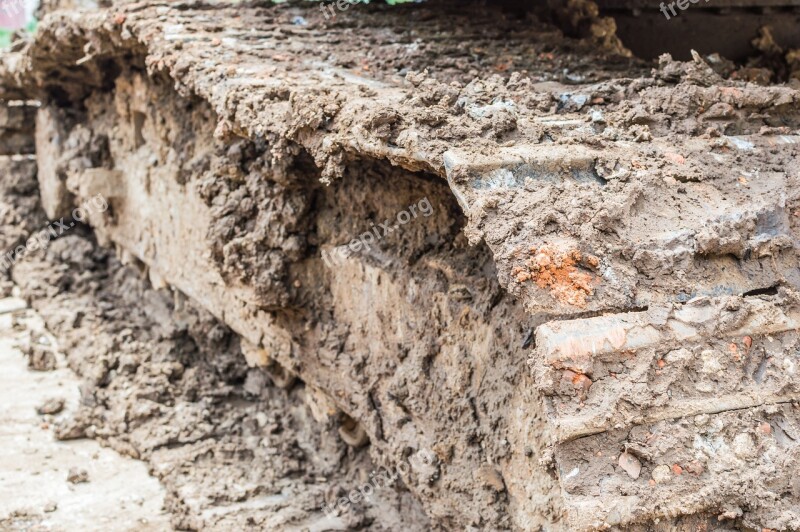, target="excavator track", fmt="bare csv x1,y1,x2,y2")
1,0,798,529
